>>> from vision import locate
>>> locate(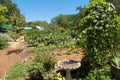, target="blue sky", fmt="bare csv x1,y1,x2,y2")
12,0,89,23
